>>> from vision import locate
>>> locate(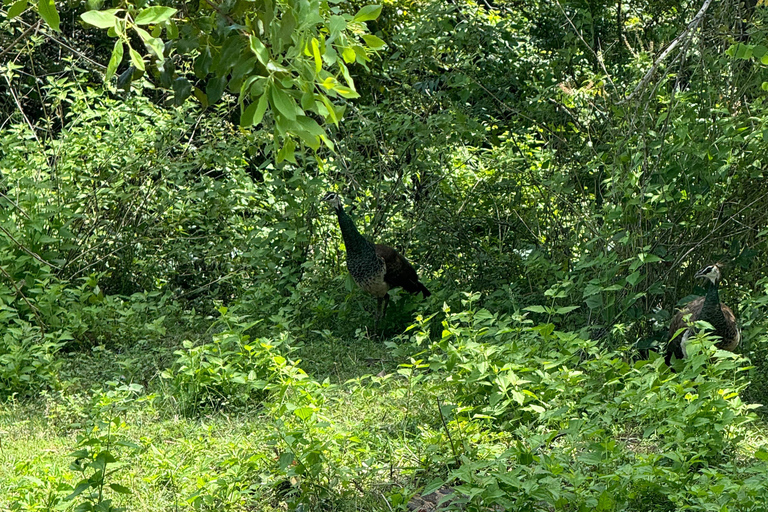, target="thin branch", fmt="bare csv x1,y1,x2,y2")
0,224,60,269
2,11,107,71
0,20,40,63
0,264,45,332
436,398,459,465
554,0,618,94
622,0,714,103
